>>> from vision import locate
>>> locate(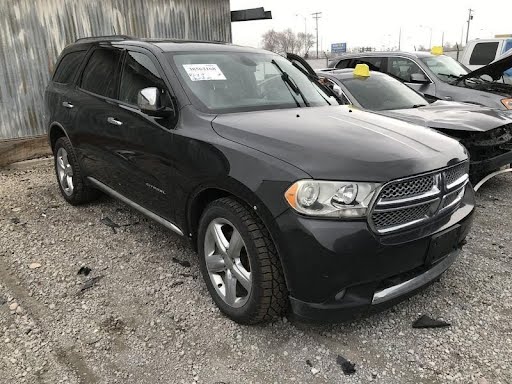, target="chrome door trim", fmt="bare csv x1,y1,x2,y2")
87,177,184,236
